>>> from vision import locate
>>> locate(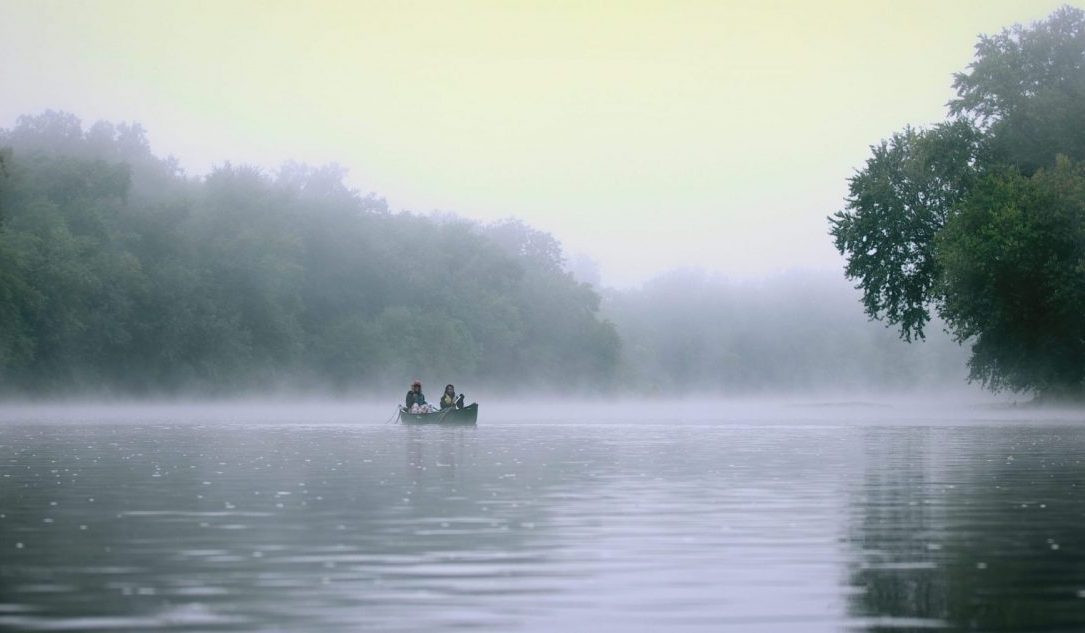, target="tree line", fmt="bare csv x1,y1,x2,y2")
831,6,1085,399
0,109,976,398
601,270,968,395
0,111,619,394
